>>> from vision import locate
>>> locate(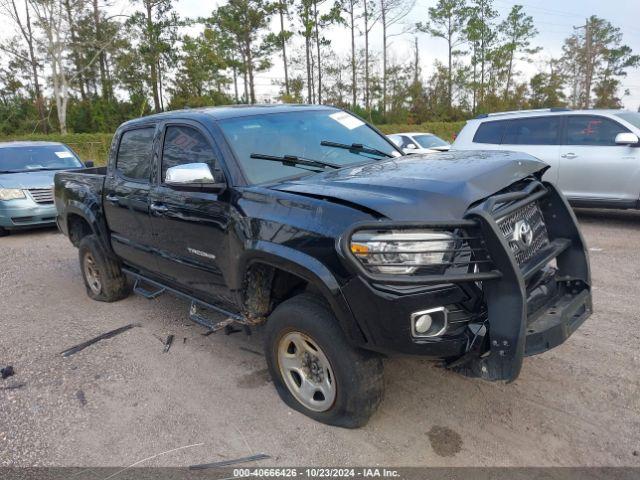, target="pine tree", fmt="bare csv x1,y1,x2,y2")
416,0,468,113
